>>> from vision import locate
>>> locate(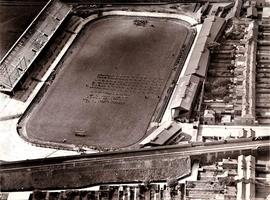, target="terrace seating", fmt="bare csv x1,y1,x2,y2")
0,0,71,92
